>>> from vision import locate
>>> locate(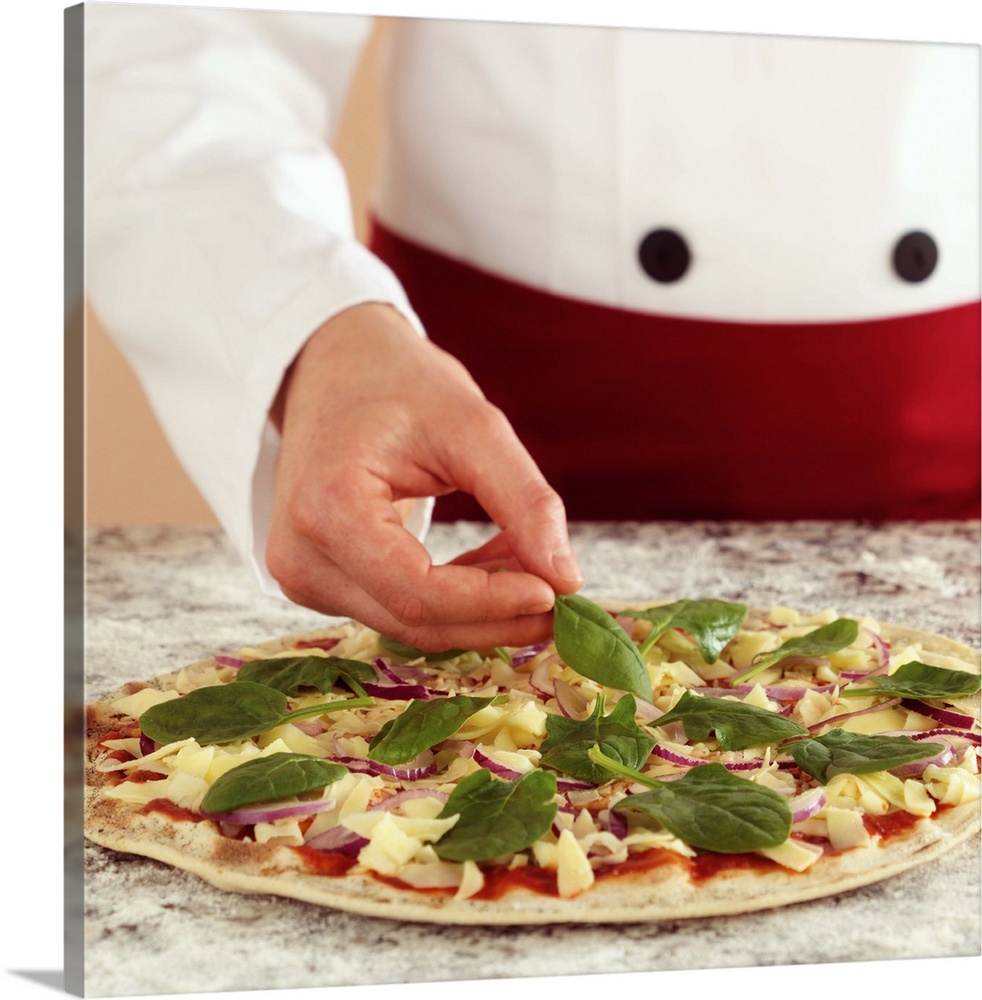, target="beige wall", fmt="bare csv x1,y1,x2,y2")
83,19,388,526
